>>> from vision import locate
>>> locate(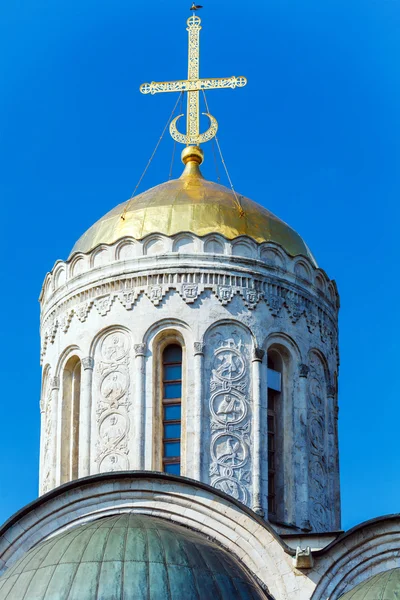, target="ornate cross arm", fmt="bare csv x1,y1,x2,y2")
139,14,247,146
140,76,247,95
